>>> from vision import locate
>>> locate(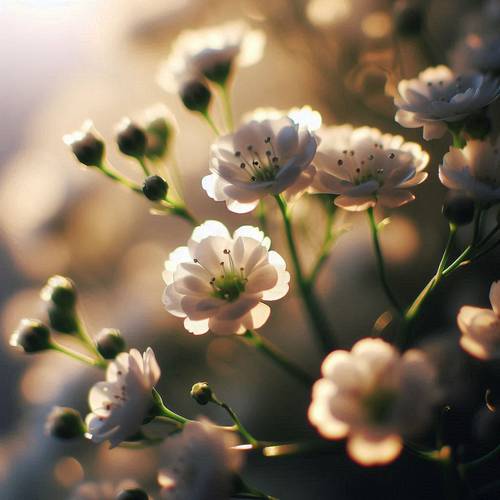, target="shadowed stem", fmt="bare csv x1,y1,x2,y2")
274,195,337,354
201,110,221,135
219,83,234,132
49,342,107,369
